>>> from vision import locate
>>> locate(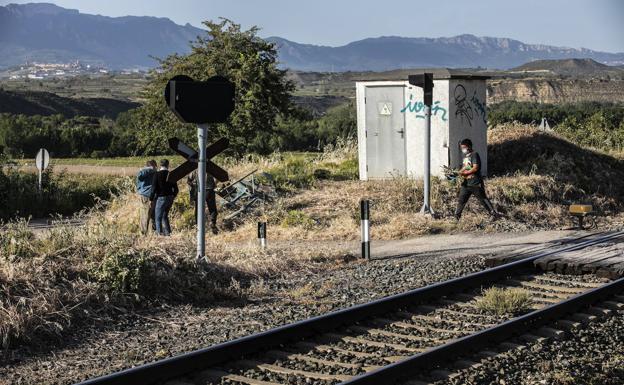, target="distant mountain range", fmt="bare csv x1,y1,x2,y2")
267,36,624,71
0,3,203,69
1,3,624,71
